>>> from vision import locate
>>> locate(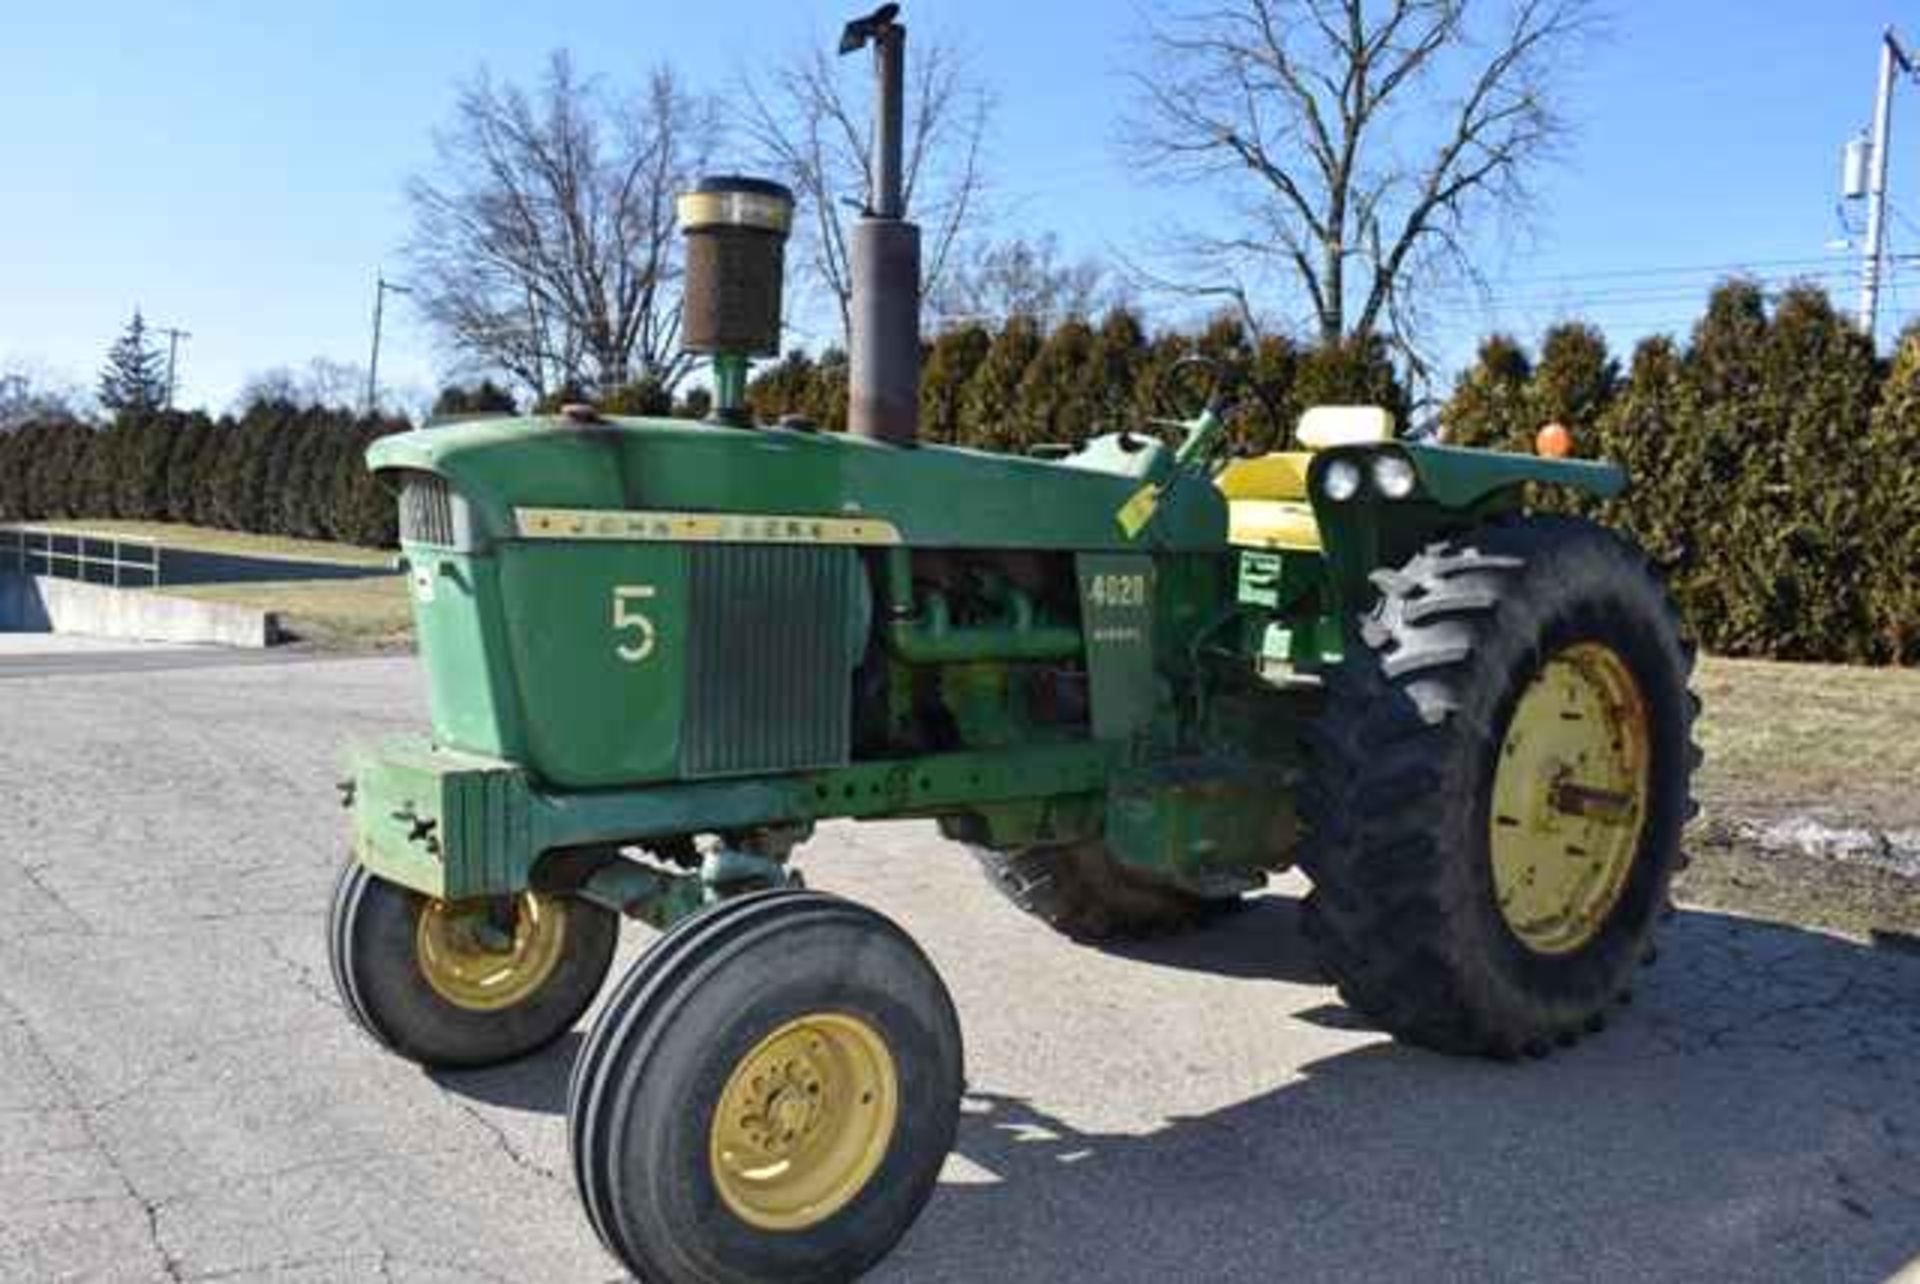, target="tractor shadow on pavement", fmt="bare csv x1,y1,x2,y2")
422,900,1920,1281
434,896,1333,1119
432,1032,582,1116
1097,892,1326,985
888,905,1920,1284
